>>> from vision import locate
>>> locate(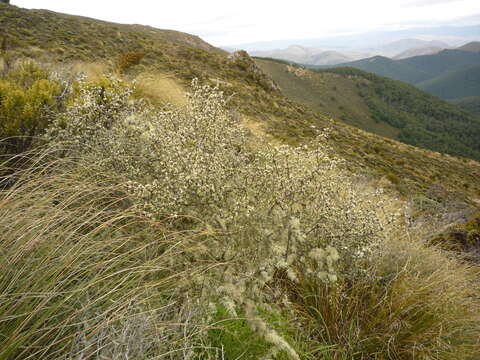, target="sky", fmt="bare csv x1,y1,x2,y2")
12,0,480,46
